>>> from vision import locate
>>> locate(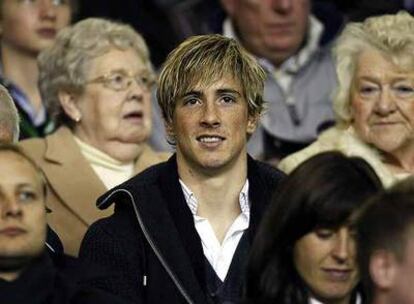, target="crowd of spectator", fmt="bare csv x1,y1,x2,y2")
1,1,414,304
